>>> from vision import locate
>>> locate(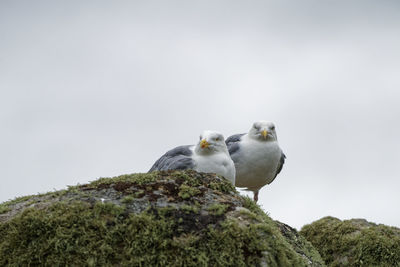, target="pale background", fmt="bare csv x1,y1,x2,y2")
1,0,399,230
